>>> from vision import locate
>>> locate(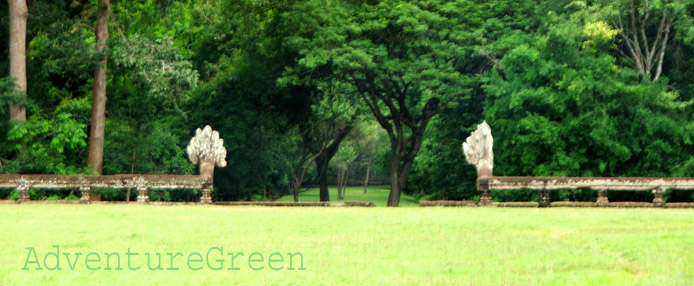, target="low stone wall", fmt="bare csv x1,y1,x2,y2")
2,125,227,205
476,175,693,208
463,121,694,208
0,174,213,204
214,201,375,207
214,201,331,207
419,200,477,207
420,200,694,208
494,201,540,208
2,200,380,207
342,201,376,207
